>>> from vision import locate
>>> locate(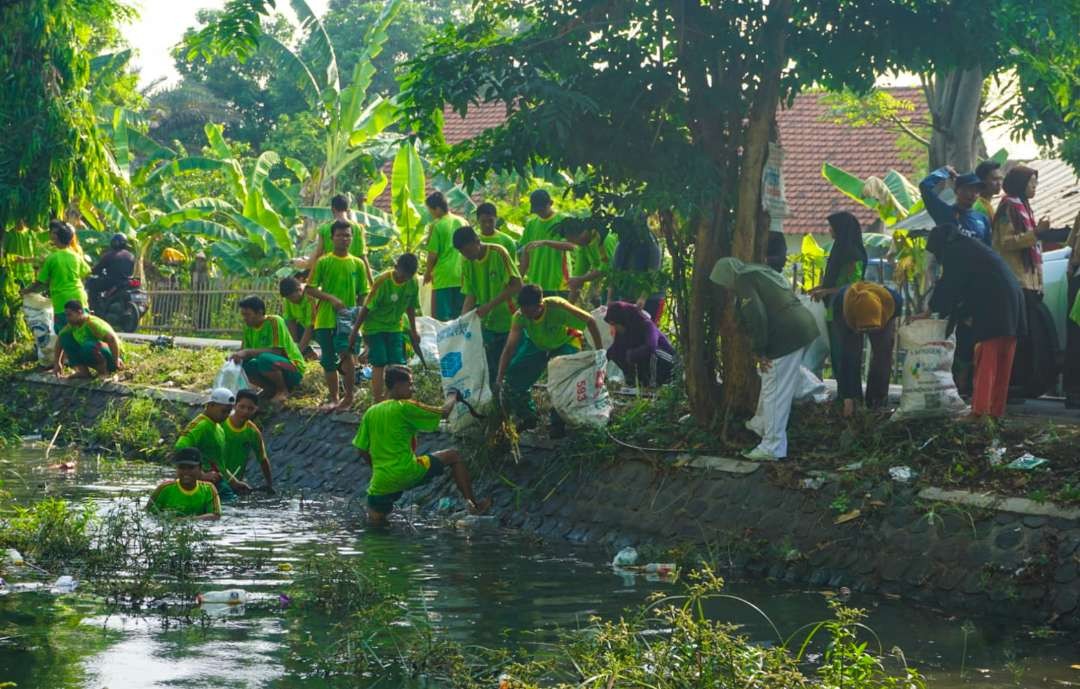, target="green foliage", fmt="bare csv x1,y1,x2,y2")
0,498,96,572
90,396,173,459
